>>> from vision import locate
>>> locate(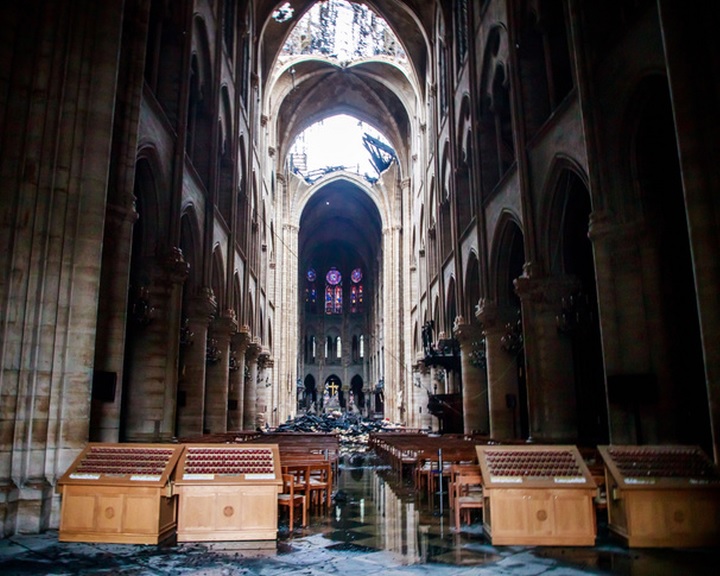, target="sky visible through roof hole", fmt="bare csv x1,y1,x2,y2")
280,1,403,183
289,114,394,182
